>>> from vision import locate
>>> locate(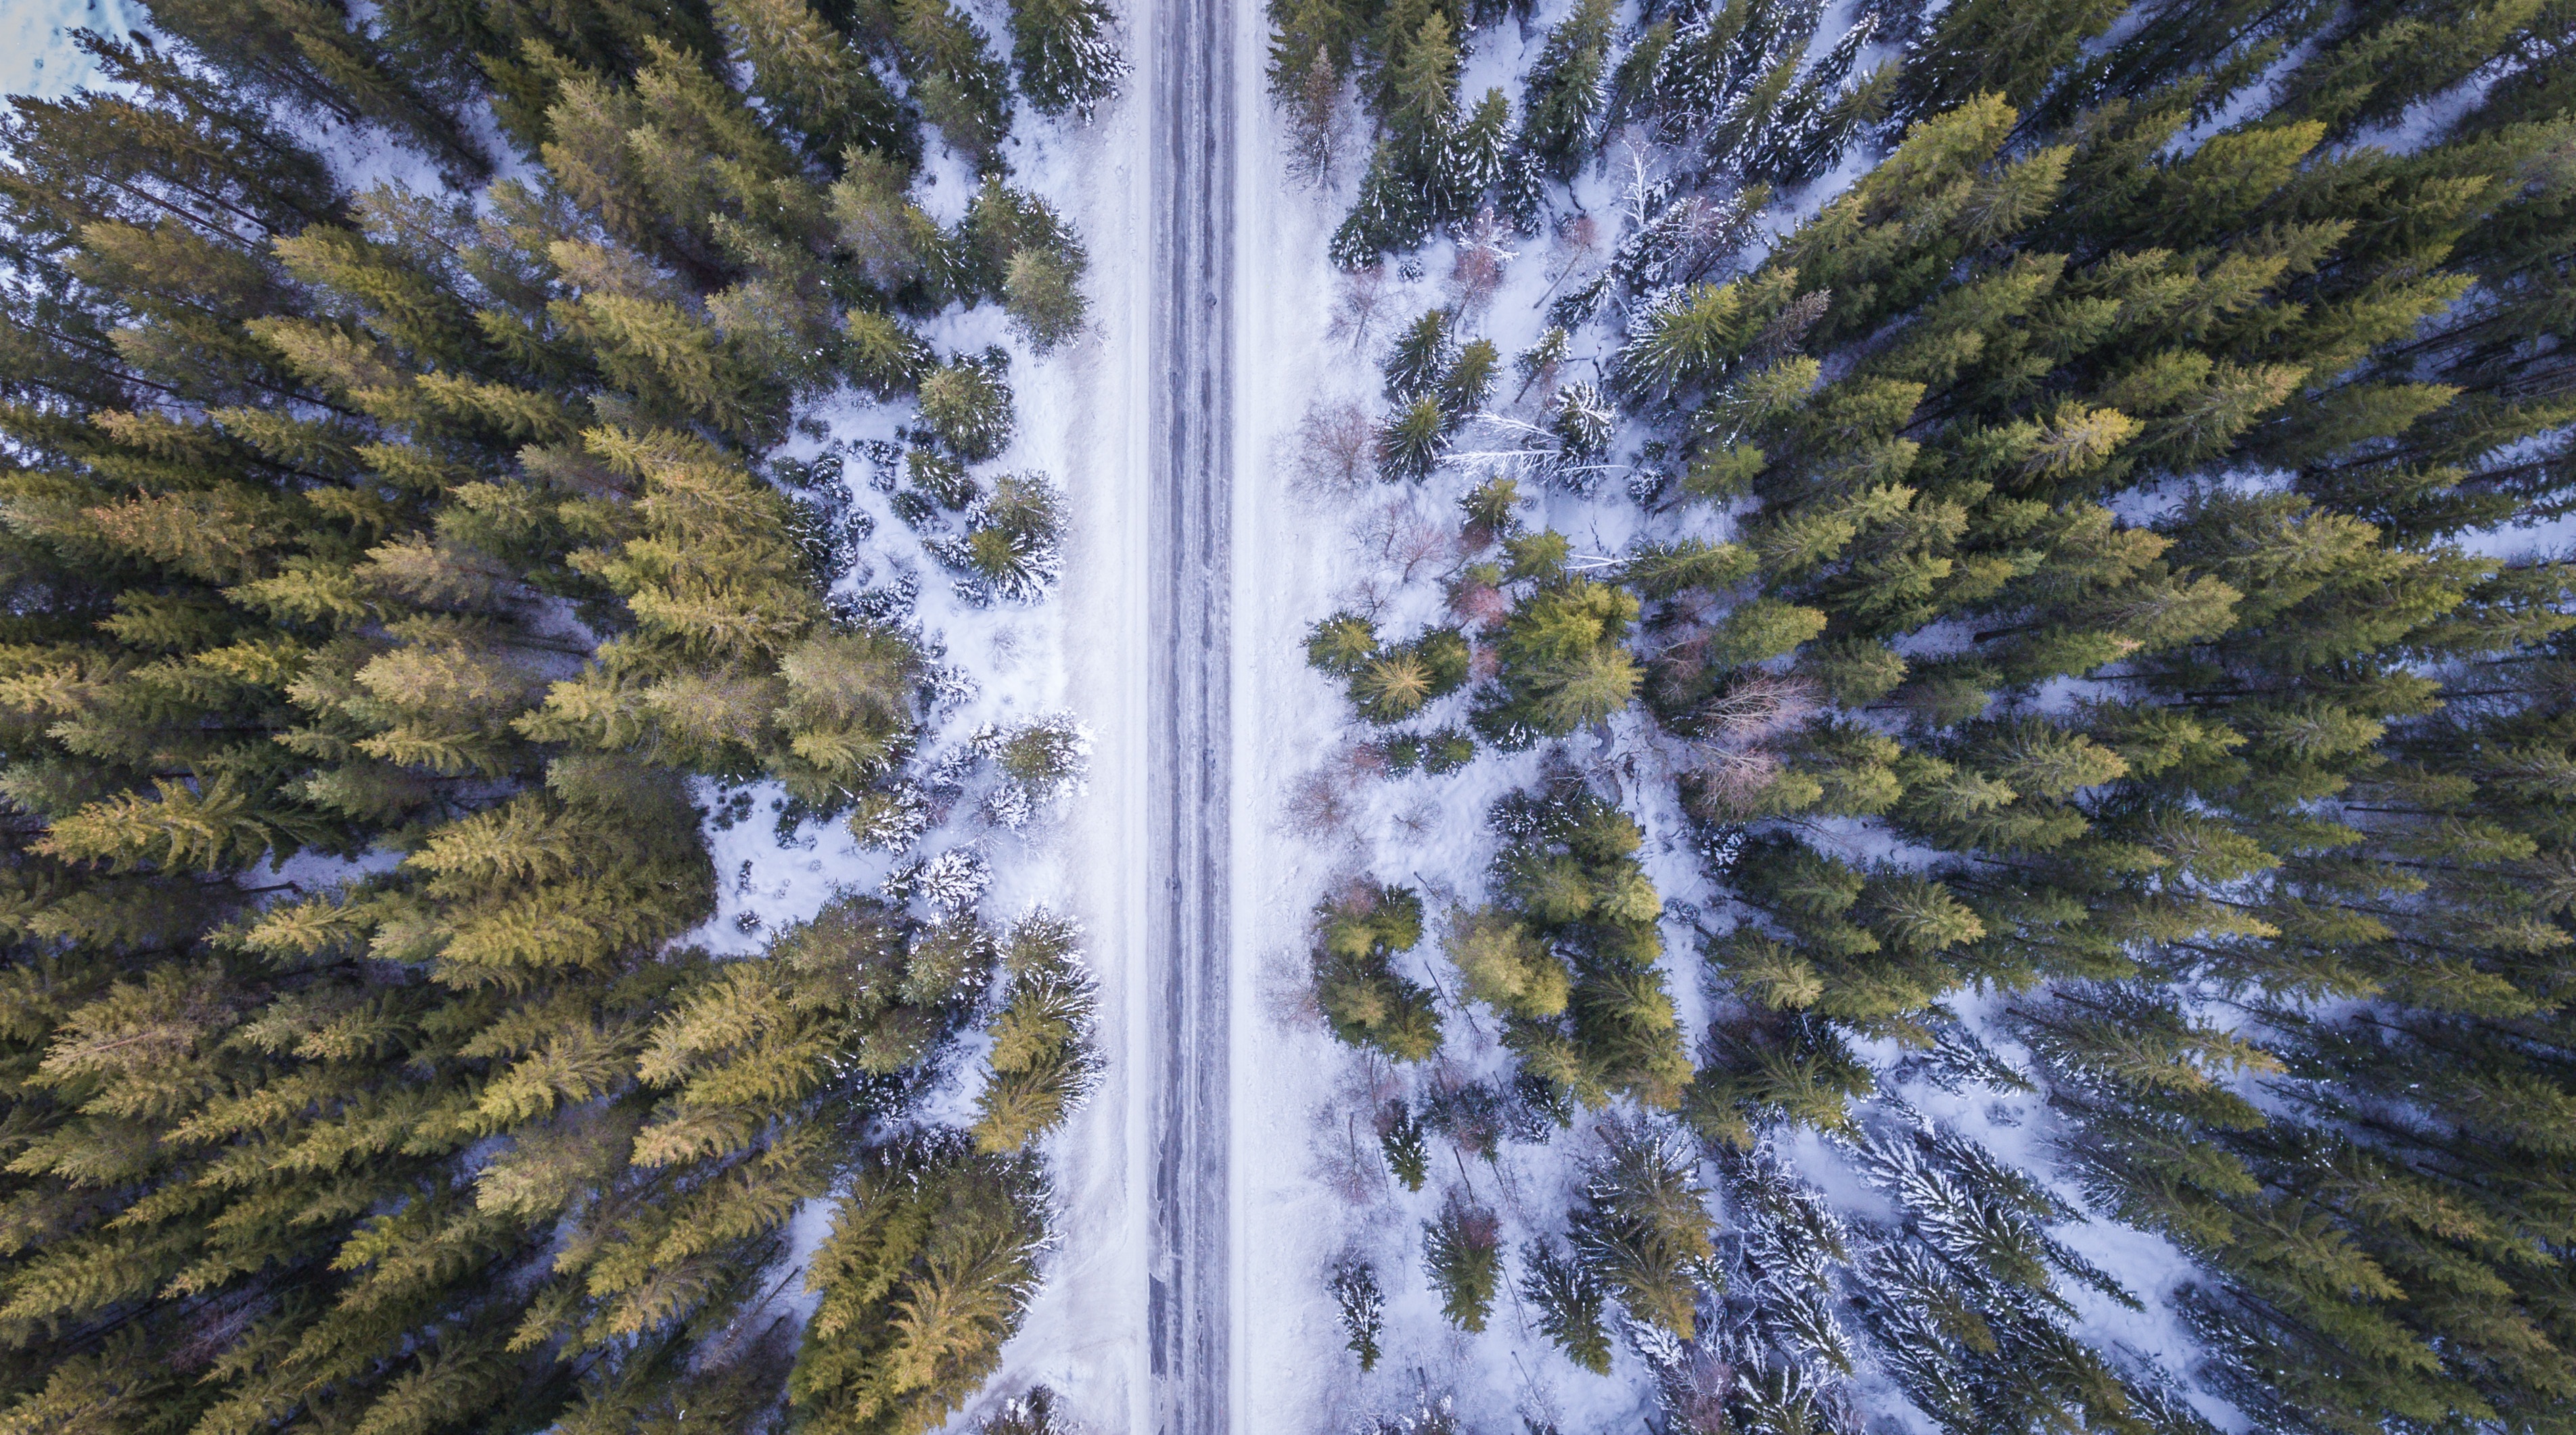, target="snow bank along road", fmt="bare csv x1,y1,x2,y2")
1145,0,1235,1430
